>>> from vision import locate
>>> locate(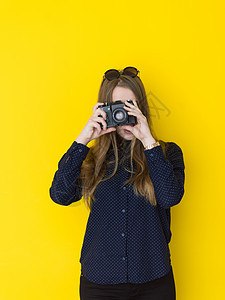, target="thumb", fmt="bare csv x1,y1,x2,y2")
108,127,116,132
104,127,116,133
